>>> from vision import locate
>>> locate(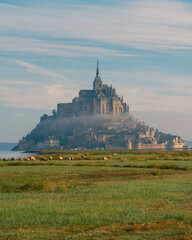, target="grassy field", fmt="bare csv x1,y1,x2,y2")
0,150,192,239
